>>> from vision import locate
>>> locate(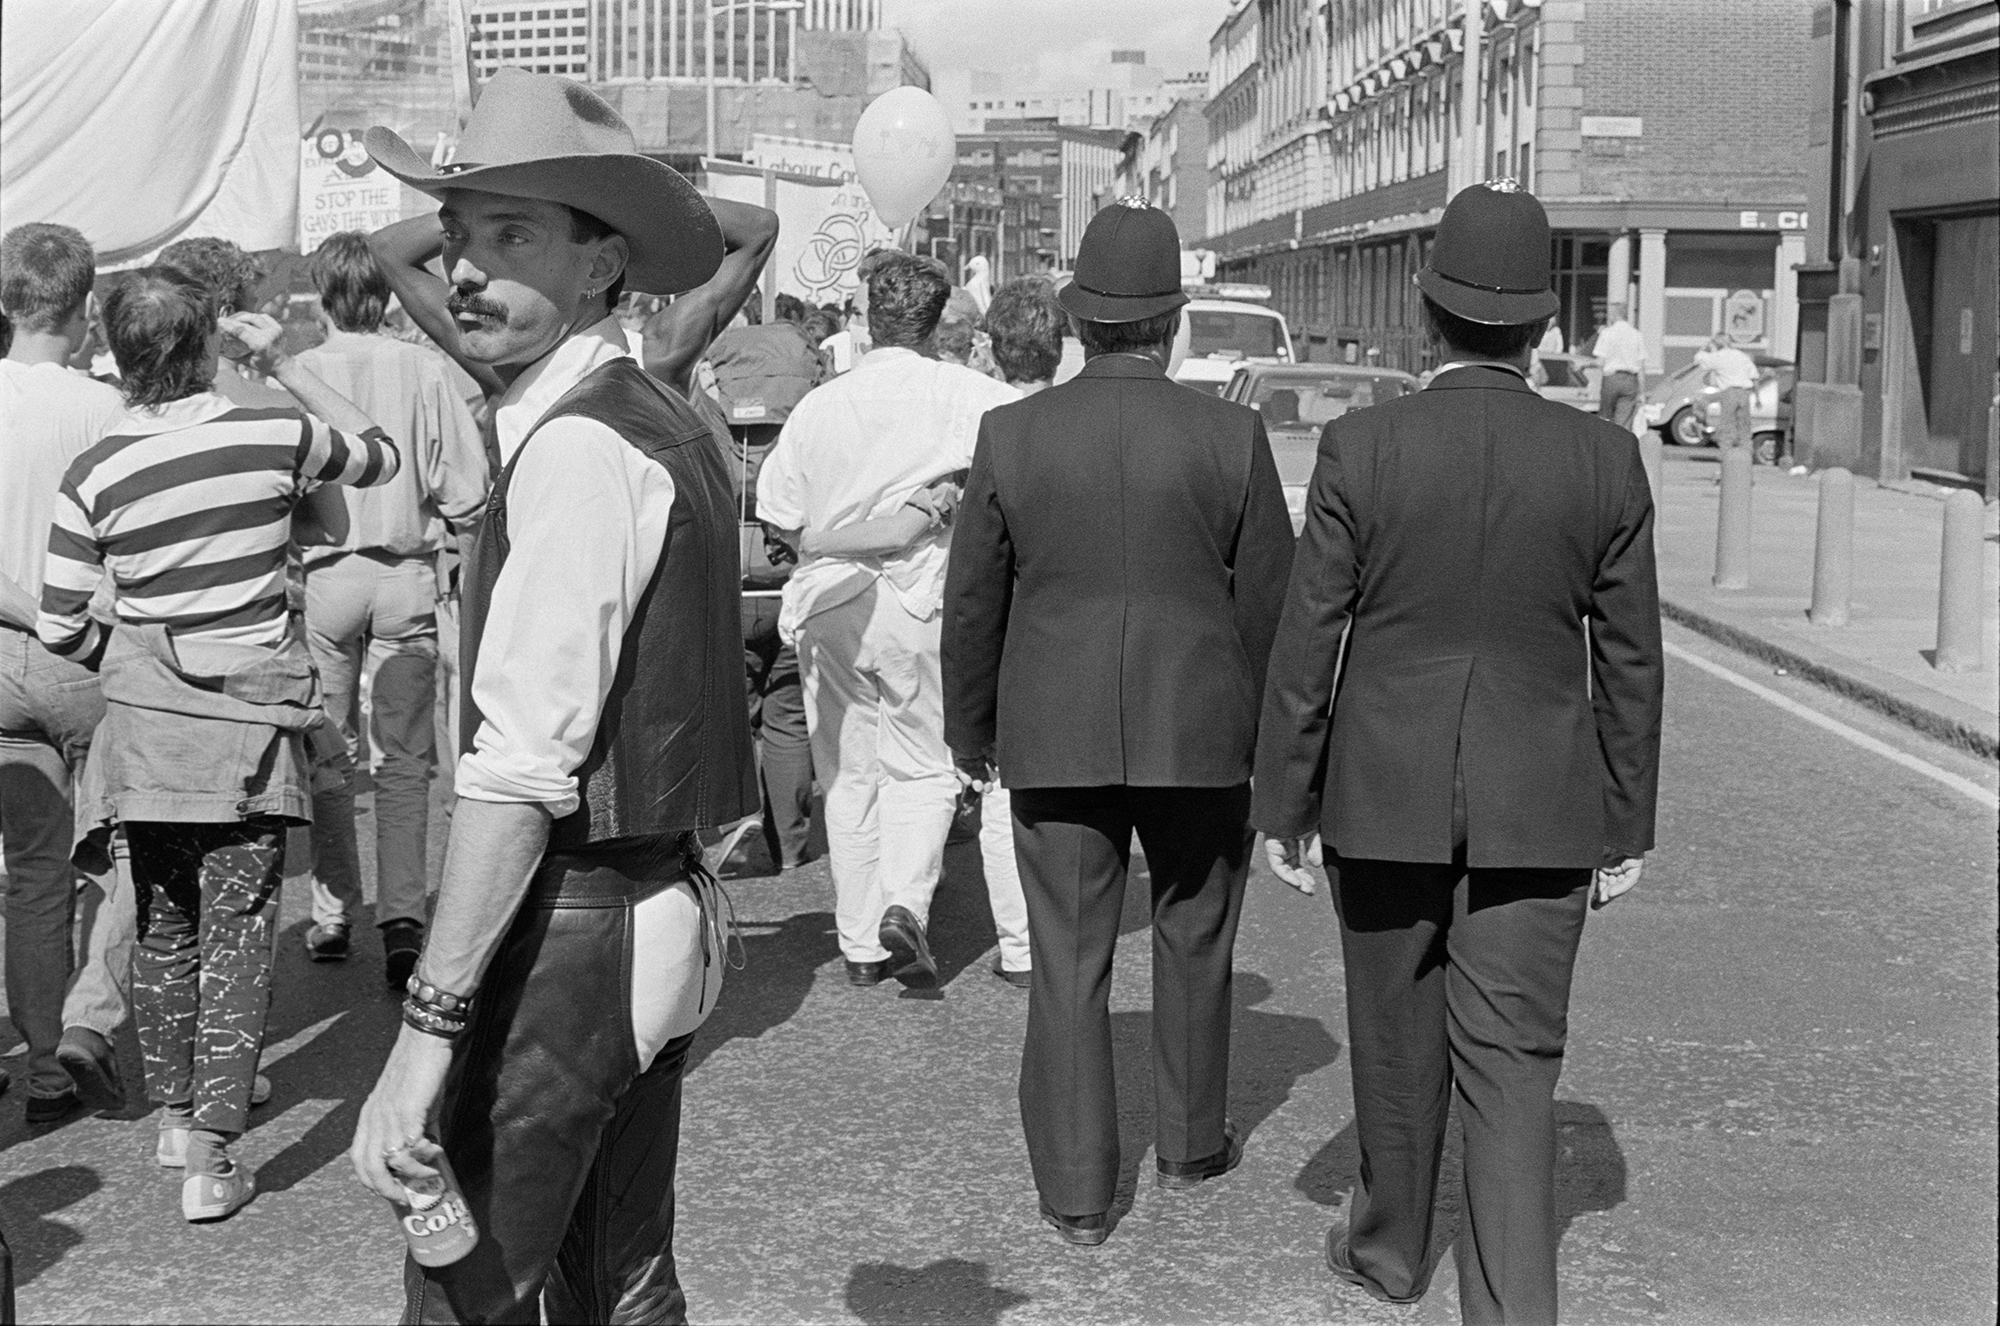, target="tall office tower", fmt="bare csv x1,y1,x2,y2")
470,0,881,86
